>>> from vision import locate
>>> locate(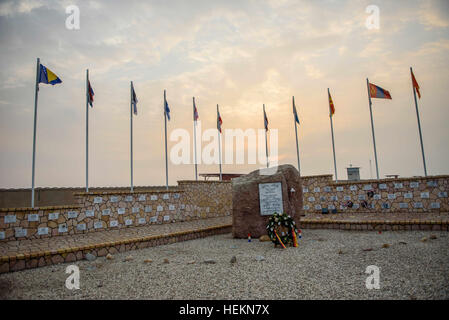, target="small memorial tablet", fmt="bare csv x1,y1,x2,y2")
438,192,448,198
150,216,157,223
68,211,78,219
110,220,118,227
379,183,387,190
28,214,39,222
303,187,309,193
373,194,381,200
363,184,373,191
329,204,336,210
125,219,133,226
138,195,146,201
174,193,180,199
49,212,59,220
420,192,430,199
180,204,185,209
324,186,331,192
145,206,152,213
94,221,103,229
382,203,390,209
15,228,27,238
125,196,133,202
430,202,440,209
404,193,413,199
138,218,146,224
85,210,94,217
157,205,163,212
399,203,408,209
427,181,437,187
102,209,111,216
340,205,346,210
162,194,169,200
117,208,125,215
387,194,396,200
352,203,360,209
111,196,119,203
132,207,140,213
76,224,86,231
314,204,322,210
330,195,338,201
413,202,423,209
313,187,320,193
350,185,357,191
410,182,419,188
163,215,170,222
0,231,5,240
303,205,310,210
308,196,315,202
150,195,158,201
94,197,103,204
336,186,344,192
394,183,403,189
58,224,68,233
258,182,283,215
320,196,326,202
358,194,366,200
343,195,351,201
169,205,175,211
4,215,16,223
